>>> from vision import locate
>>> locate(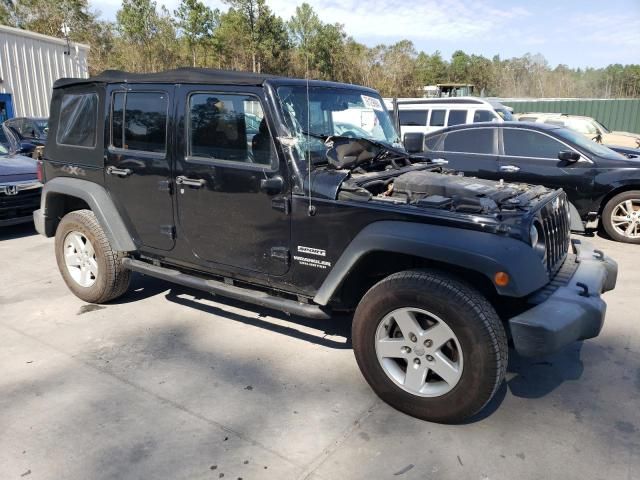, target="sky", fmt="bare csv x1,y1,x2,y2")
90,0,640,68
